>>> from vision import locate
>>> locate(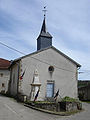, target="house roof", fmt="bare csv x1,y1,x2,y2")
0,58,10,69
12,46,81,67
